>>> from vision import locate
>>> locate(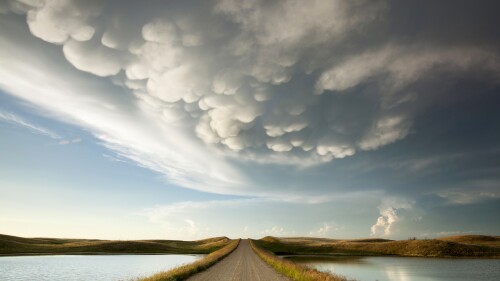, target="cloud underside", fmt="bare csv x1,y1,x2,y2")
1,0,500,196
